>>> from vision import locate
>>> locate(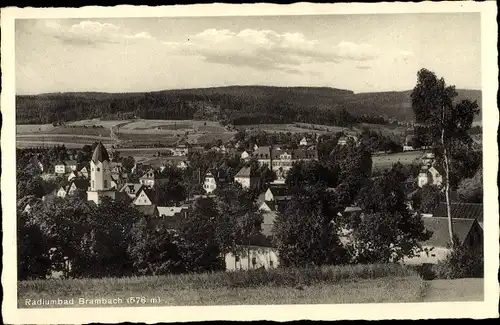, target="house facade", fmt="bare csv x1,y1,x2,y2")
203,171,218,194
234,166,261,190
133,187,155,206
